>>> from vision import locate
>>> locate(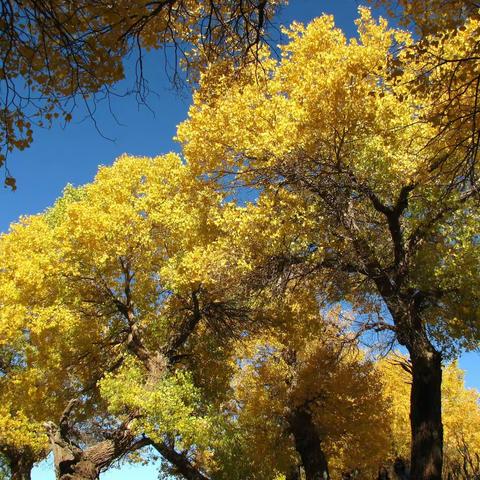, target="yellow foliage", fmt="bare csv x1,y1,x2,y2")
178,7,480,348
100,357,214,451
207,301,390,479
178,8,440,194
0,153,242,461
1,1,285,186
